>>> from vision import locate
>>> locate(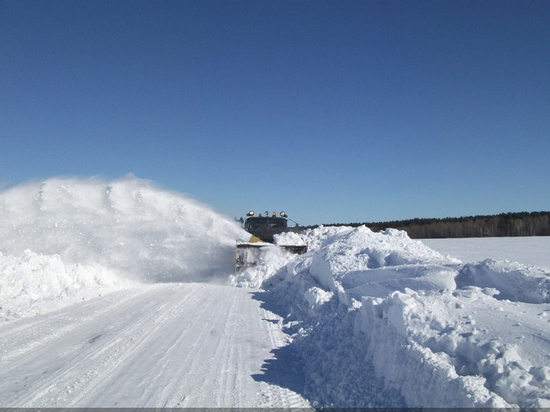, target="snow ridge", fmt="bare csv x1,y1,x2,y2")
260,226,550,407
